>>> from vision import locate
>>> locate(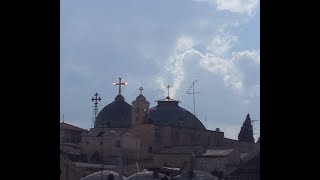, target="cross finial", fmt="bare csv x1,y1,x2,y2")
139,86,144,94
91,92,101,108
166,84,170,99
113,77,127,95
